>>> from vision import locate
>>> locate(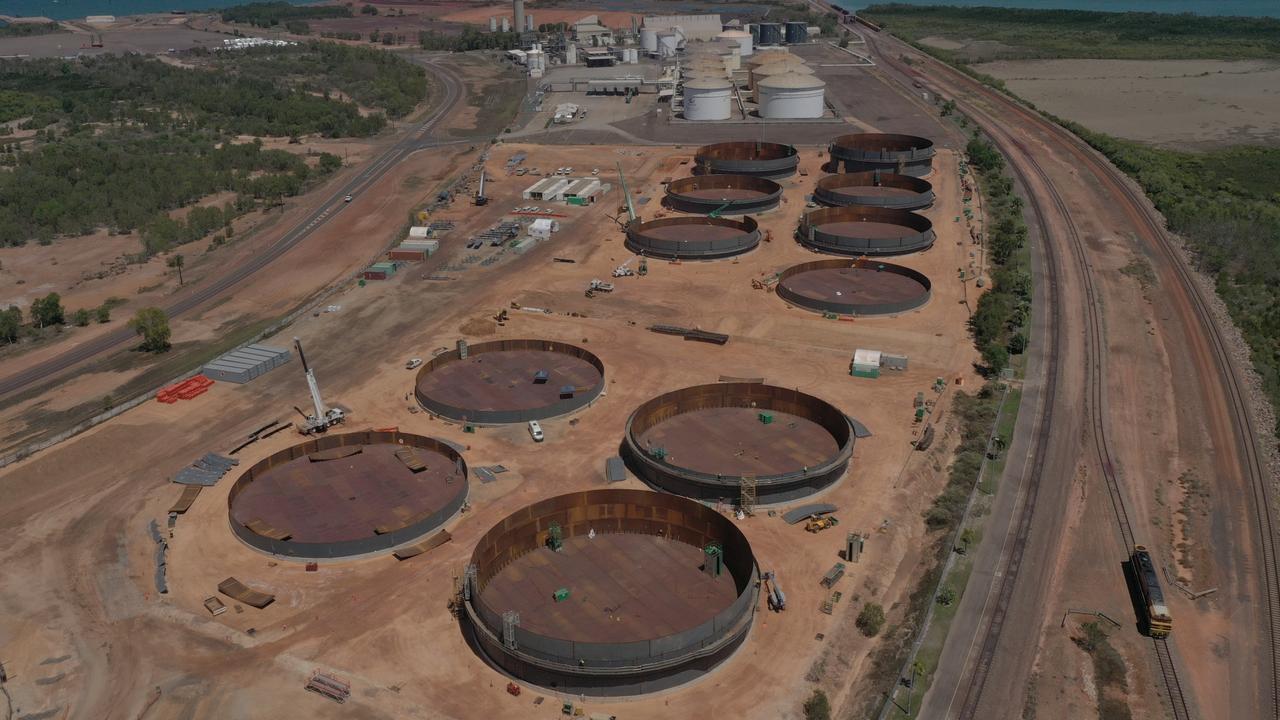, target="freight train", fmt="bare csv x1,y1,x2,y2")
1132,545,1172,638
